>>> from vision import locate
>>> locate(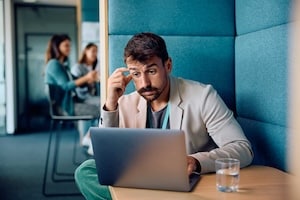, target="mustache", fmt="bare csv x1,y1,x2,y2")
138,86,157,93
